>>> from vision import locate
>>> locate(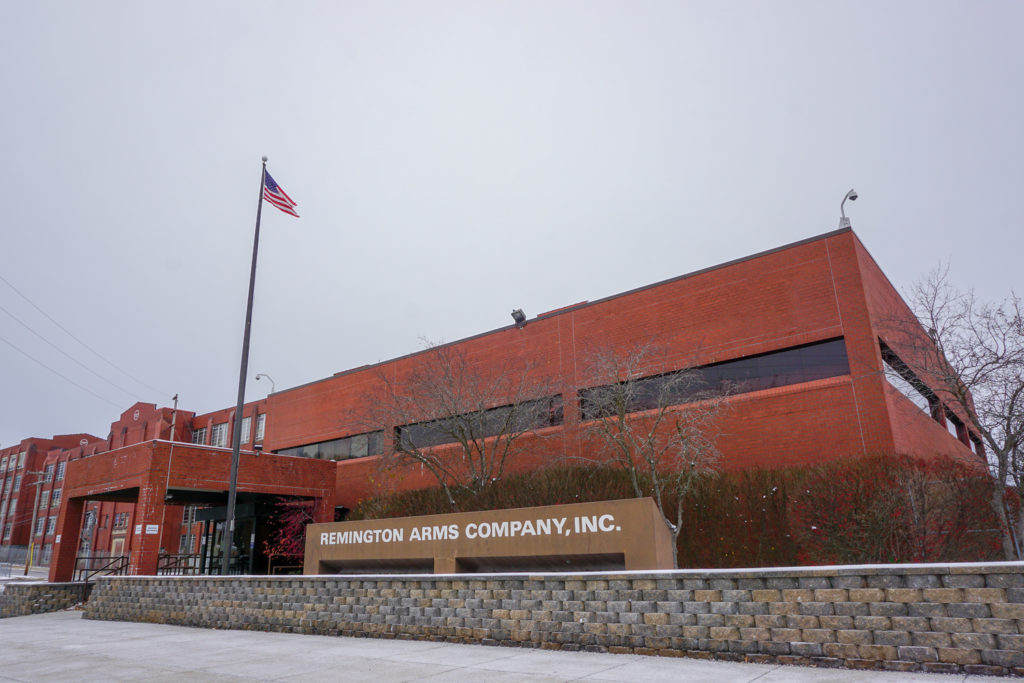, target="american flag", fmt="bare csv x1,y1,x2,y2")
263,171,299,217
